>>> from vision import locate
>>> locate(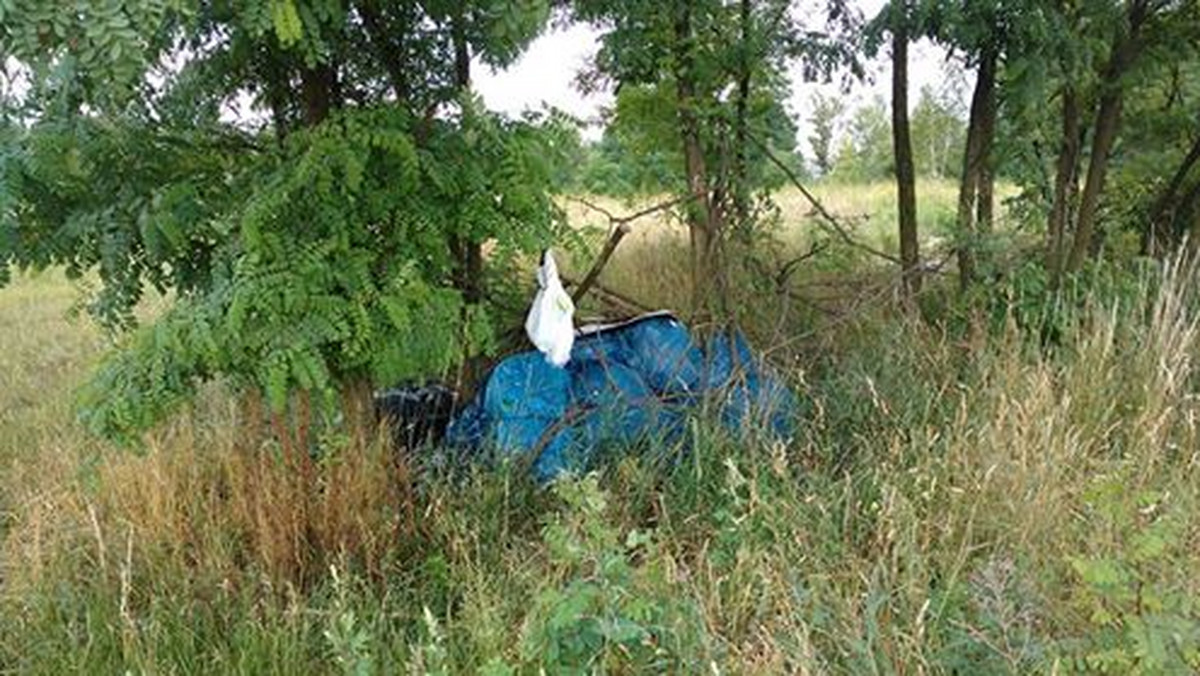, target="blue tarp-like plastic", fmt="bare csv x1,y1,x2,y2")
445,312,797,481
